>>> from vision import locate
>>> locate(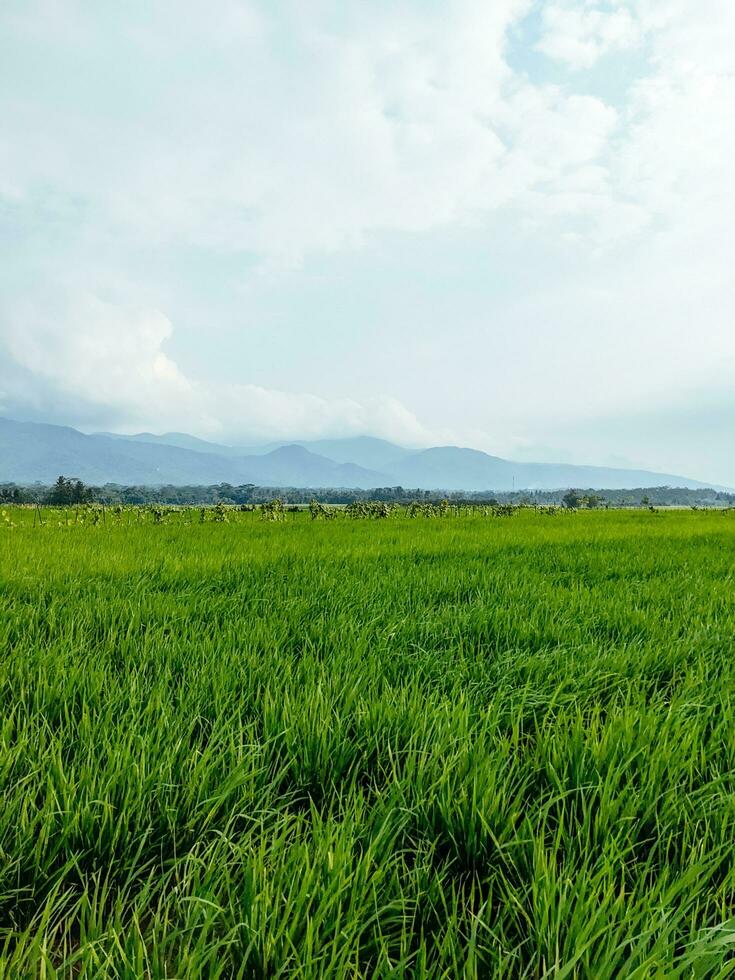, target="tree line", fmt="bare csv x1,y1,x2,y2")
1,477,733,509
